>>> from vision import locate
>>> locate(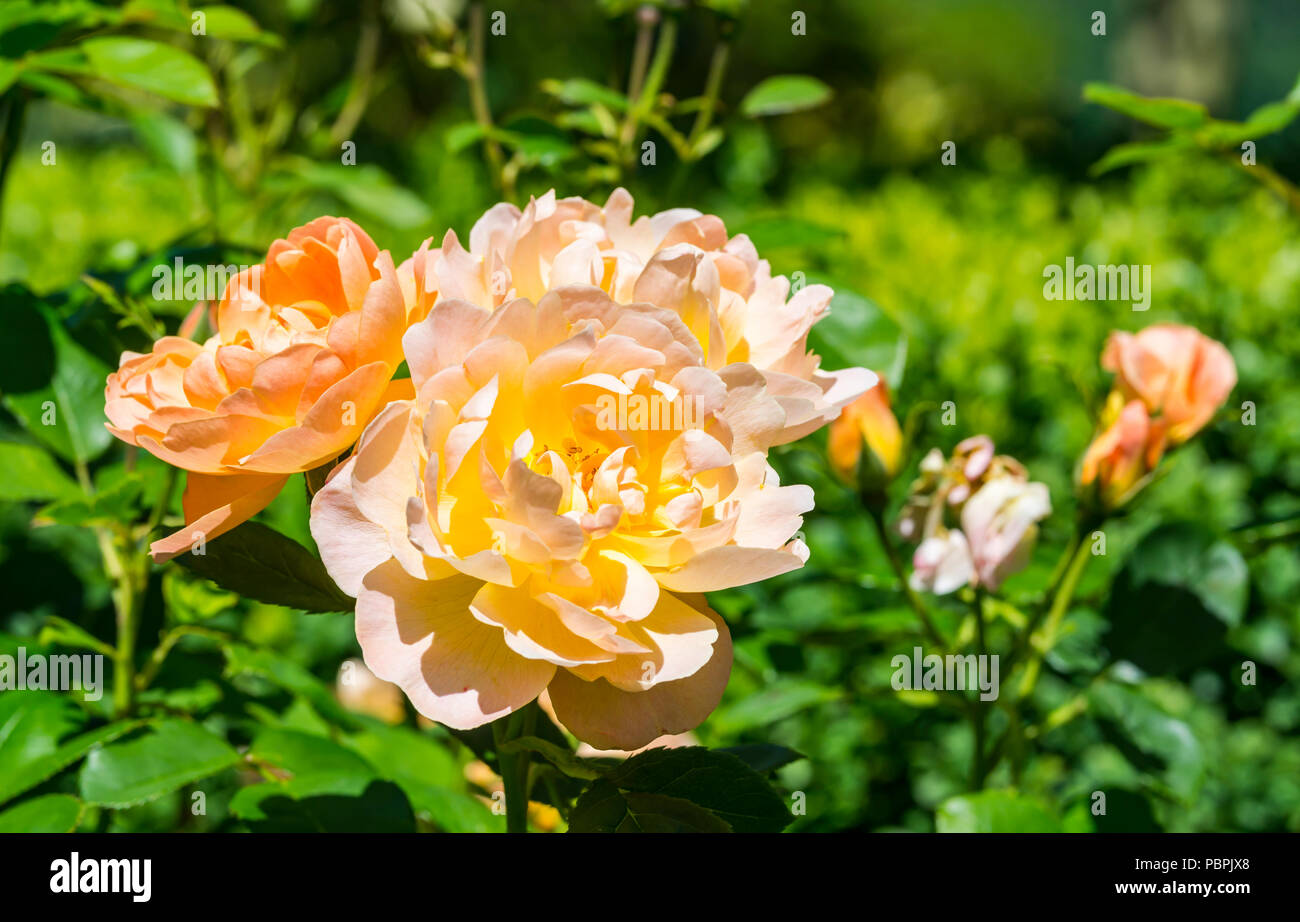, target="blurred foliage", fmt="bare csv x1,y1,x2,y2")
1,0,1298,832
